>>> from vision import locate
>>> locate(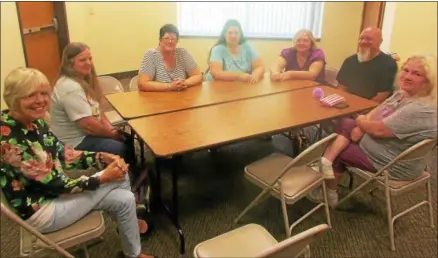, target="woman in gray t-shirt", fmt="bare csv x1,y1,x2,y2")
138,24,202,92
308,54,437,207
